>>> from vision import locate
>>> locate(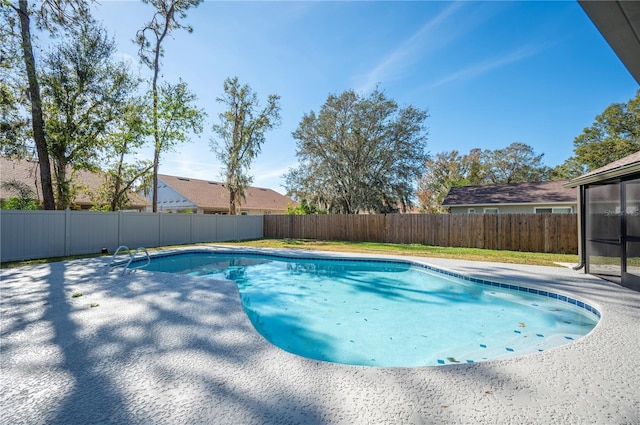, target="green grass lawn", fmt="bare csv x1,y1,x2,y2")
1,238,578,269
214,239,578,267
